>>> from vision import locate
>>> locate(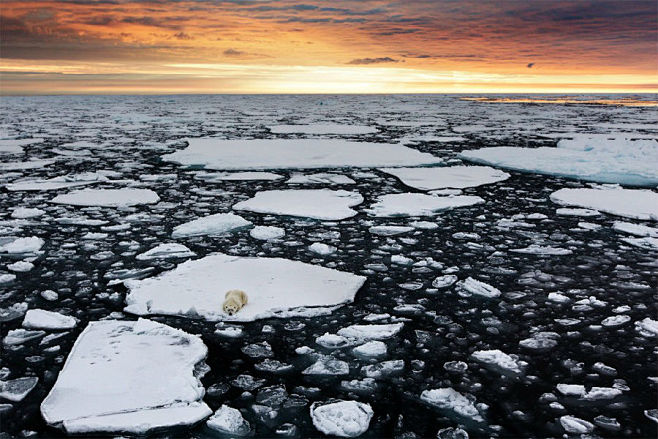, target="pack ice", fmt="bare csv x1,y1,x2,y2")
550,188,658,220
366,193,483,217
40,319,211,434
379,166,510,190
163,138,441,170
459,135,658,186
124,254,366,321
234,190,363,220
269,123,377,135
